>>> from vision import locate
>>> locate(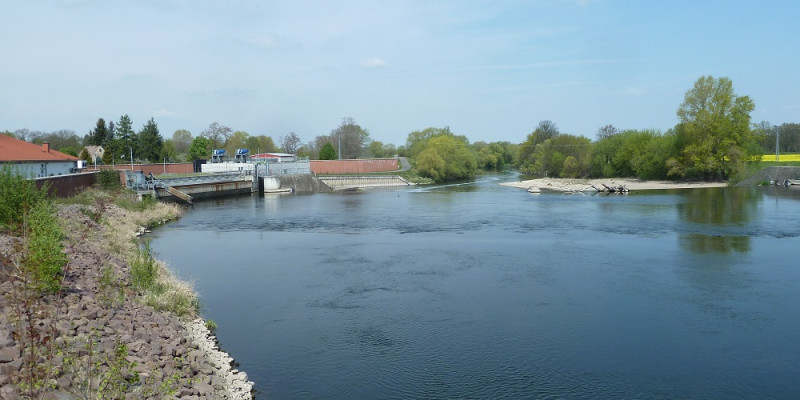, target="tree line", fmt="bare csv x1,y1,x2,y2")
403,75,793,183
4,76,798,181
